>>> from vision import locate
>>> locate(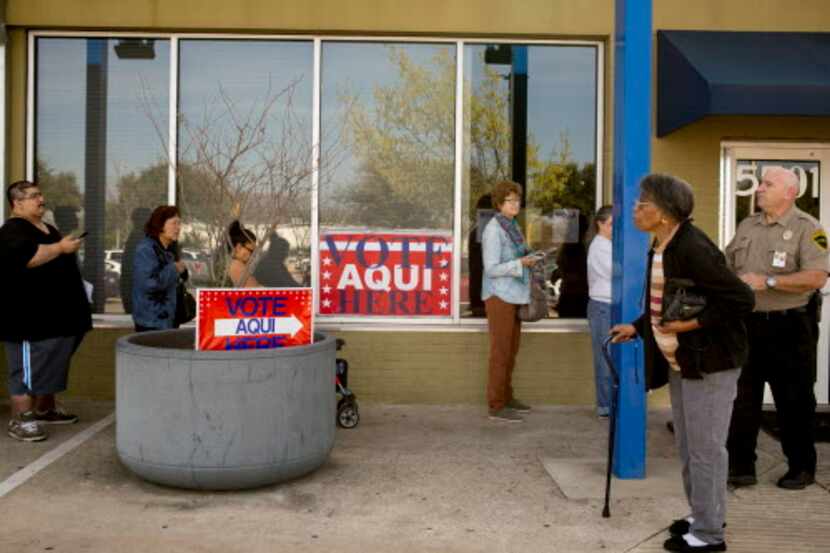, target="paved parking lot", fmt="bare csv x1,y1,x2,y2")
1,402,828,553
